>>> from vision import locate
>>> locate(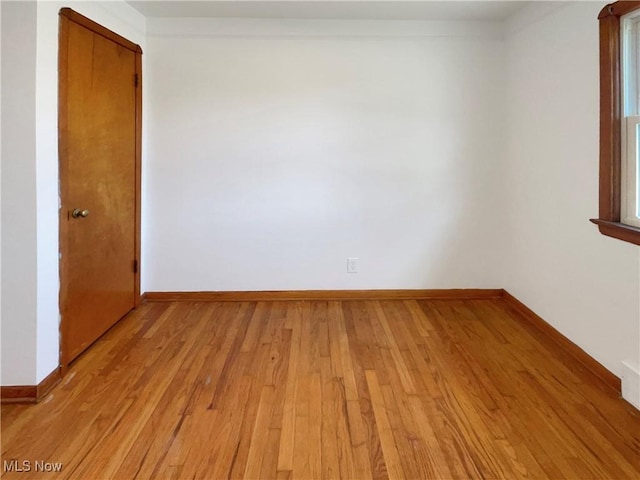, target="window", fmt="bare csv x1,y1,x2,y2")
591,1,640,245
621,10,640,227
